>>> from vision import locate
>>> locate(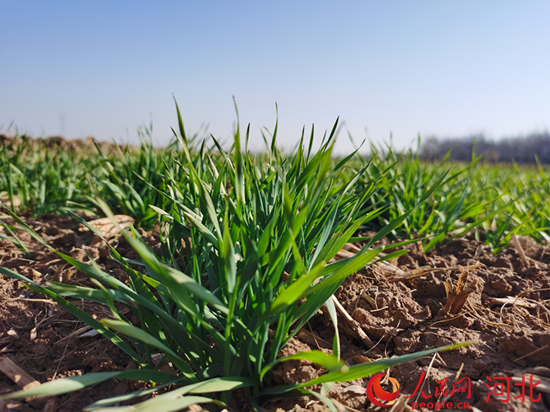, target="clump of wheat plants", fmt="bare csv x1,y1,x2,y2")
0,100,473,411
